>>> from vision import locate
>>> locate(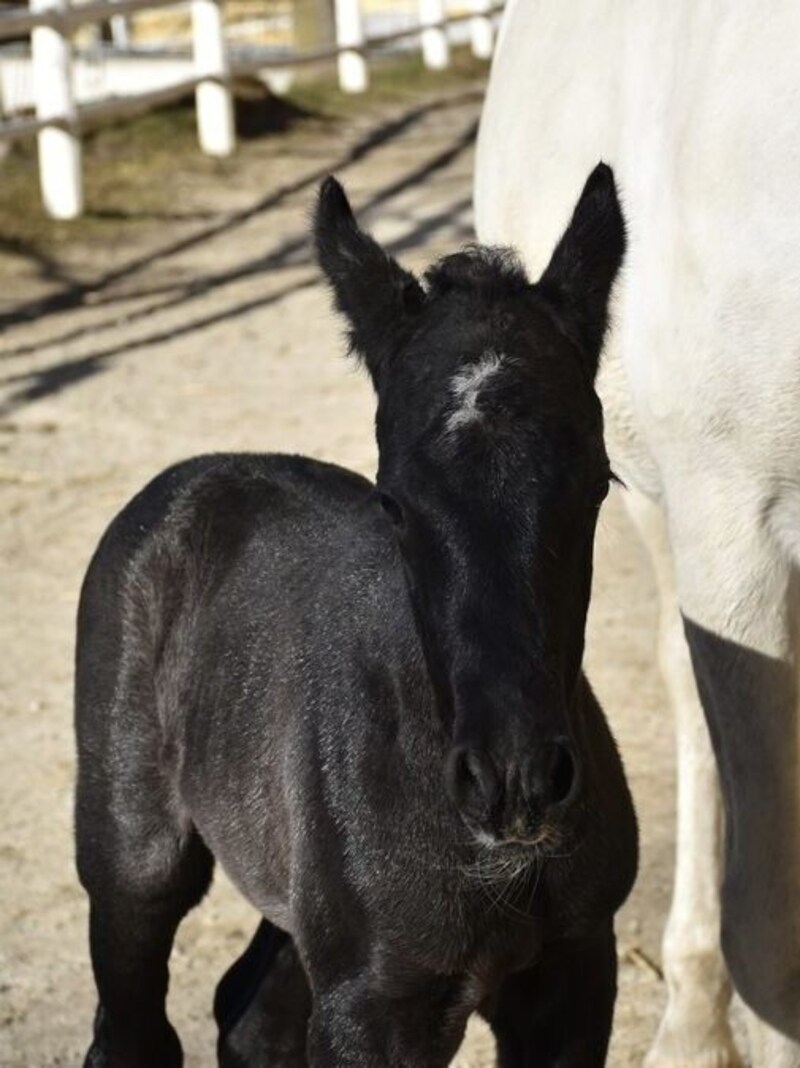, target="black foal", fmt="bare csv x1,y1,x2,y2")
75,166,637,1068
